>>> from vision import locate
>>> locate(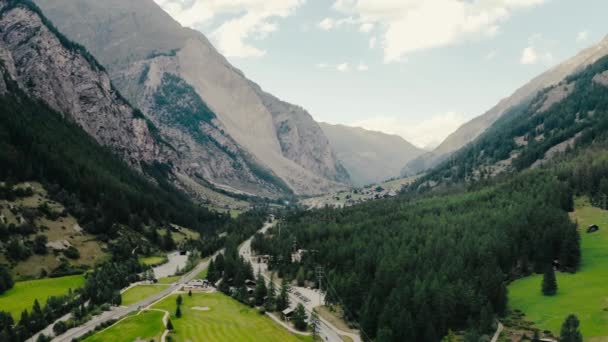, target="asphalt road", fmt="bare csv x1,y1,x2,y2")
49,252,218,342
239,221,362,342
